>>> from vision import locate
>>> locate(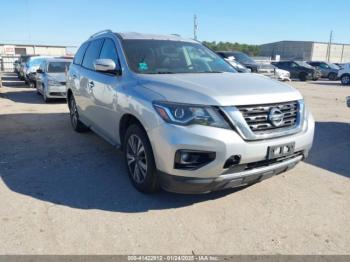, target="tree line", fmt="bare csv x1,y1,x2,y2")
202,41,260,56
